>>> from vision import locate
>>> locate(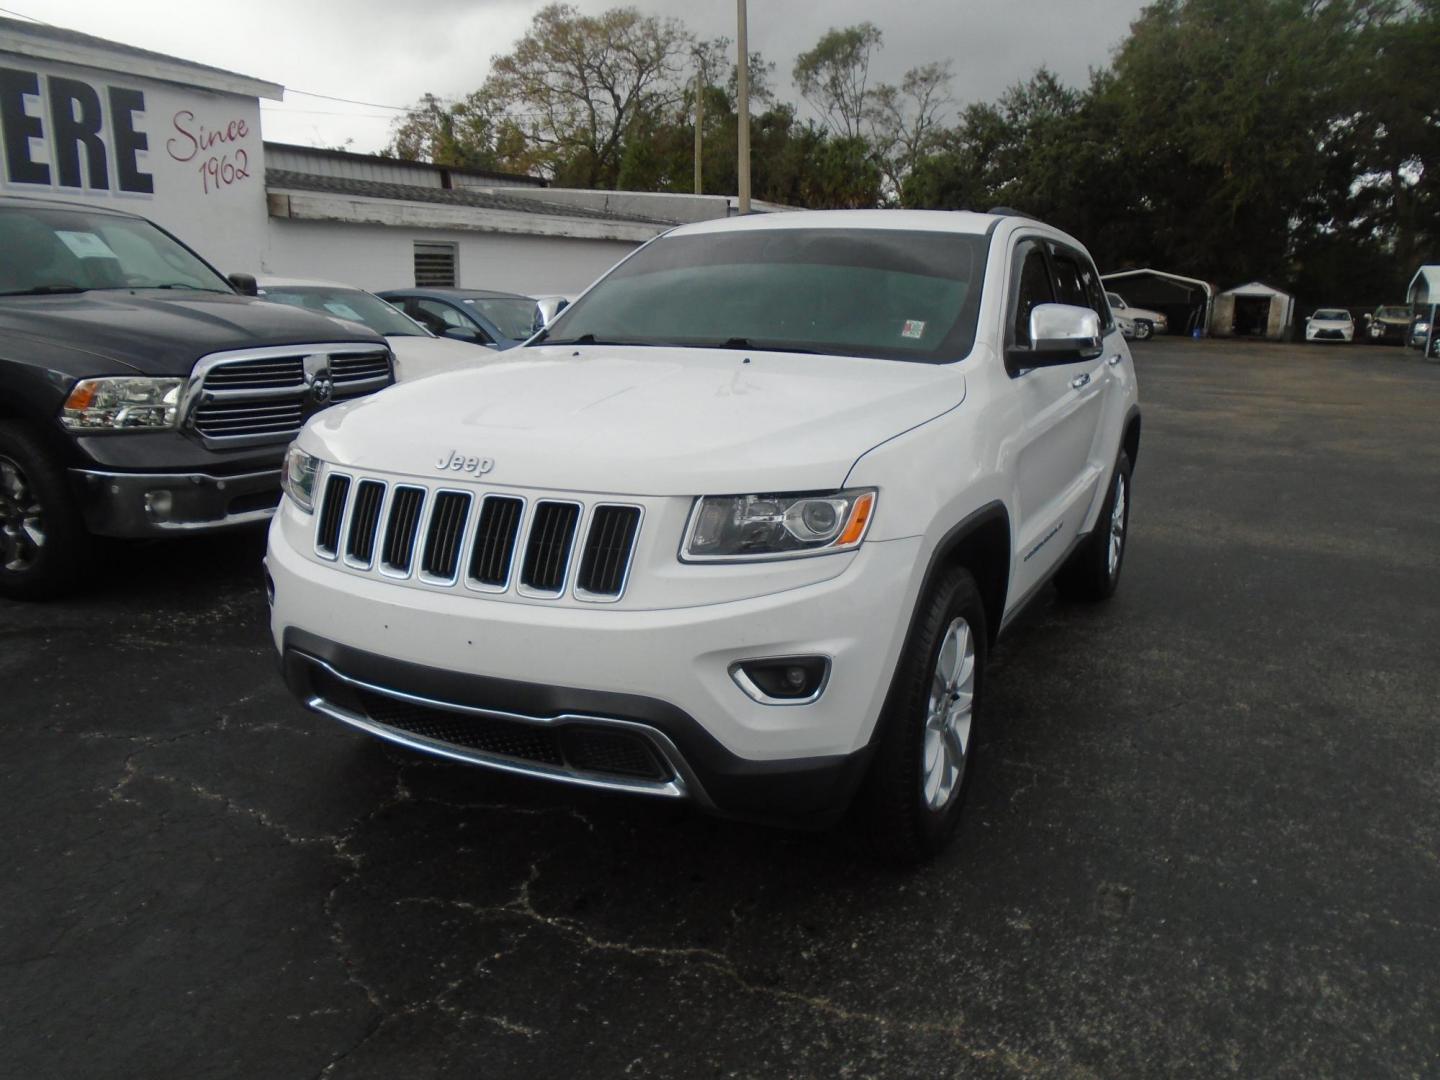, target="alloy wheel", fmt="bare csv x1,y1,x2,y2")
1108,473,1127,578
0,455,46,573
922,616,976,810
